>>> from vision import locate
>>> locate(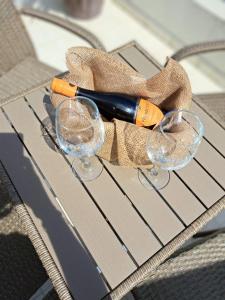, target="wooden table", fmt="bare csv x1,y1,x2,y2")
0,42,224,300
